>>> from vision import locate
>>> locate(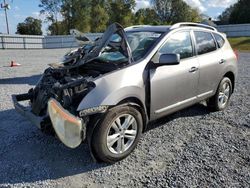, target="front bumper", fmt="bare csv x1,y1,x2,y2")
12,93,45,129
12,93,86,148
